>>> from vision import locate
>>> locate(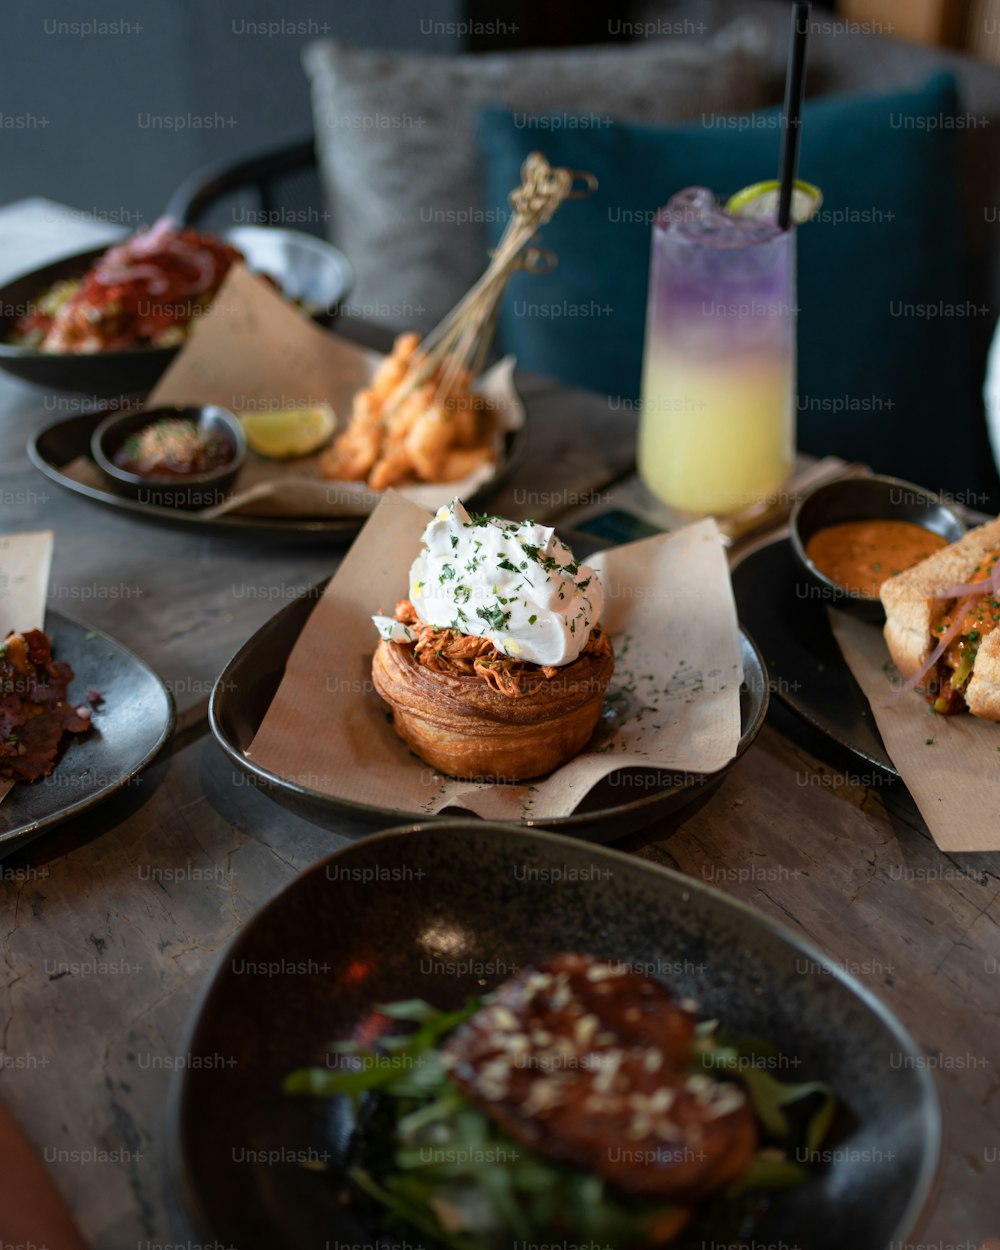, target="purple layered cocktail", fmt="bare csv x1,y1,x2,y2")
638,187,797,517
